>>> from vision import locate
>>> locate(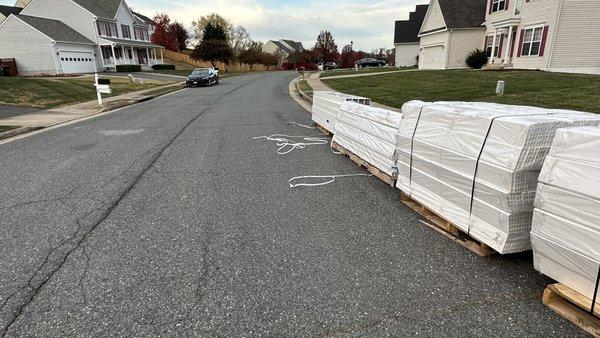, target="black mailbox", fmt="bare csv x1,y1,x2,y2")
97,78,111,85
